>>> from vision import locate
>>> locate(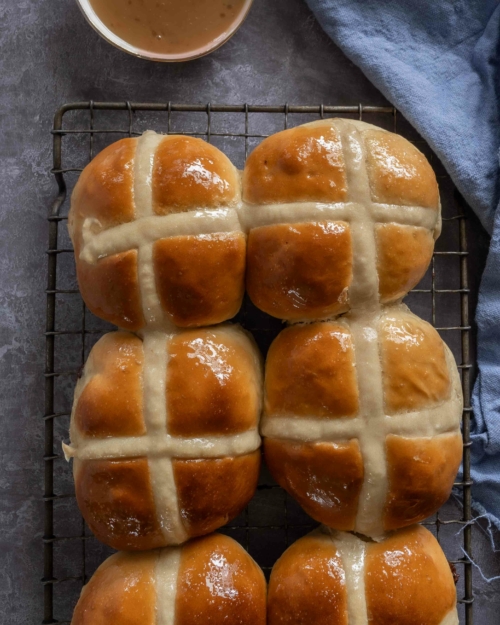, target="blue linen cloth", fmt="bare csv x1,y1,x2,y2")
305,0,500,529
